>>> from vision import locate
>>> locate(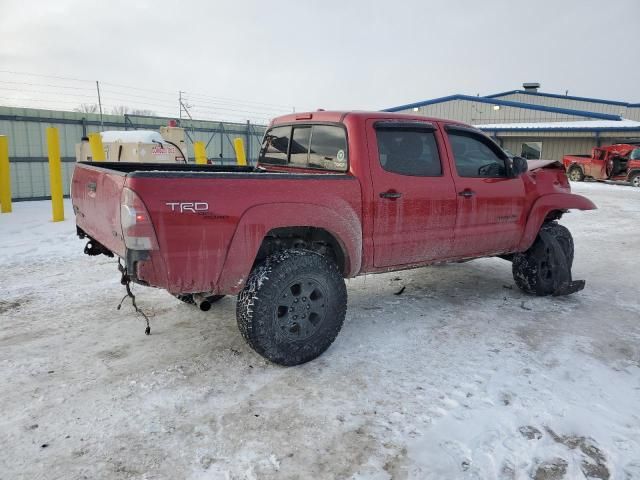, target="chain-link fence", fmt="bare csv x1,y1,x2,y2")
0,106,267,201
